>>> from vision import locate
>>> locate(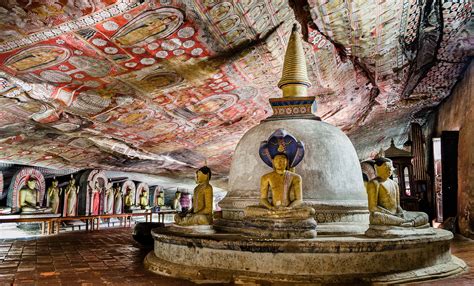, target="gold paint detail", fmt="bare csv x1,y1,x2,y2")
277,23,311,97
